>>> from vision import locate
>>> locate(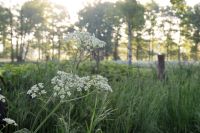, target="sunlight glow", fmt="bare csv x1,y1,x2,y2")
49,0,199,23
49,0,118,23
4,0,200,23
